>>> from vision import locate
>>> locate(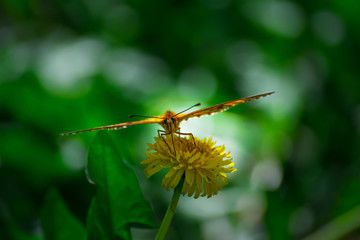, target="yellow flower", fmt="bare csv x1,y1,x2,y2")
141,134,237,198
